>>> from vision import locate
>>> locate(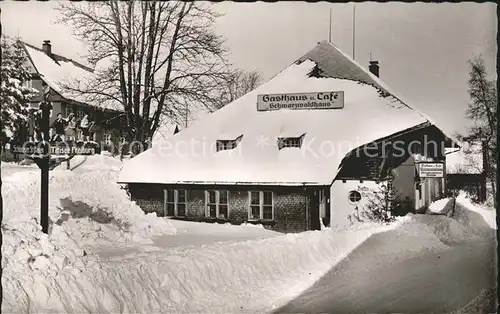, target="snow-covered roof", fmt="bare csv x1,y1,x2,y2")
21,42,121,112
446,142,483,174
152,105,213,144
119,41,455,186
